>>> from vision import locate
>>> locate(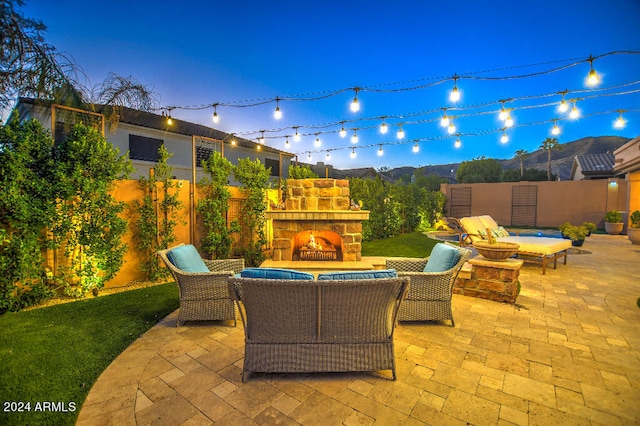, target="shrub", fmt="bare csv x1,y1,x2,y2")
604,210,622,223
630,211,640,229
